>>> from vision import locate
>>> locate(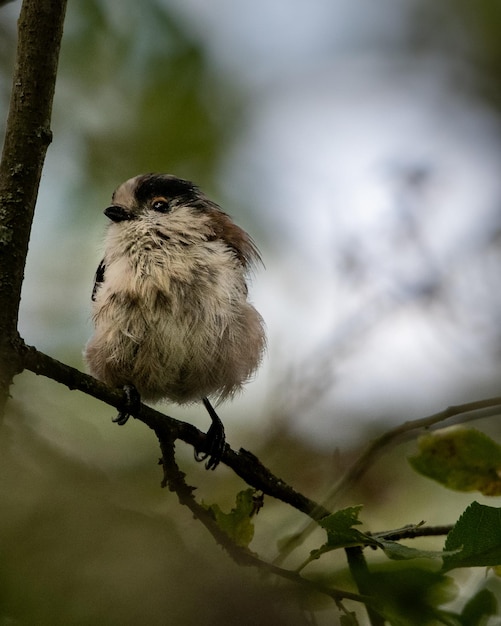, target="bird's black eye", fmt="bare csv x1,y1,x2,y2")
151,197,171,213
